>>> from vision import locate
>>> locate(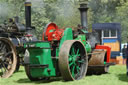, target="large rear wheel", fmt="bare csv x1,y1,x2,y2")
0,38,17,78
59,40,88,81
